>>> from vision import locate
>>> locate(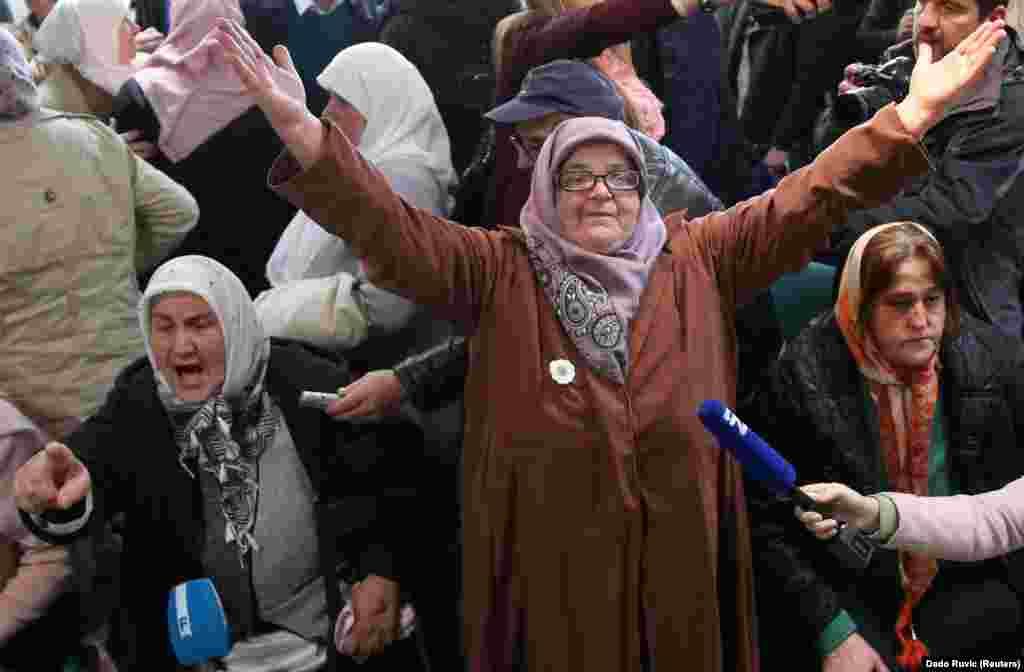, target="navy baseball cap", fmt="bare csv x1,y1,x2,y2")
485,59,625,124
